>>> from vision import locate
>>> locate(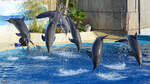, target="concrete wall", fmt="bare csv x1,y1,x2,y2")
48,0,57,11
76,0,150,35
127,0,150,34
126,0,139,34
140,0,150,31
77,0,127,31
140,0,150,35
